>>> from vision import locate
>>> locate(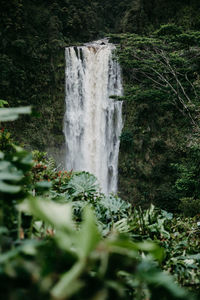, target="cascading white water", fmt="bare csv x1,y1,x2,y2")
64,39,123,194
